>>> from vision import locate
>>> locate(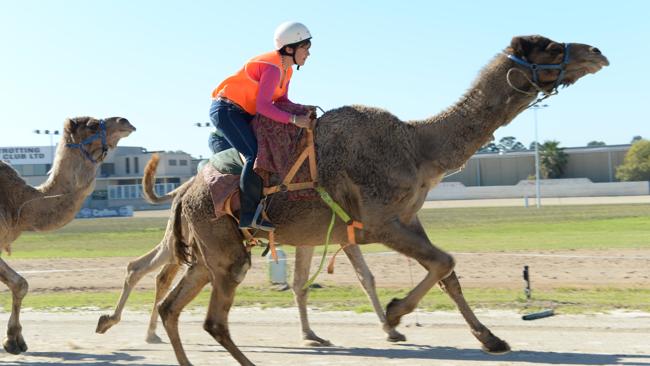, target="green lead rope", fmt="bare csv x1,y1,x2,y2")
302,187,353,290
